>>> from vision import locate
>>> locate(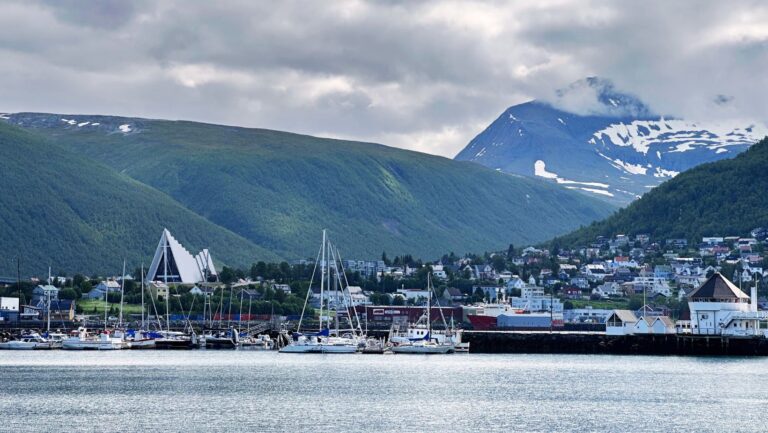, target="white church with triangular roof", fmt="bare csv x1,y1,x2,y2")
687,272,767,336
146,229,217,284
